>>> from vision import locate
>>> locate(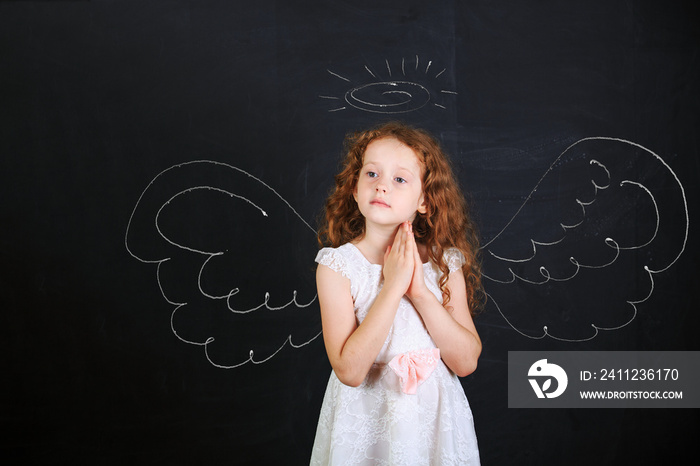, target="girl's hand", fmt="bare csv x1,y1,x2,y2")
406,224,430,302
381,222,415,297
